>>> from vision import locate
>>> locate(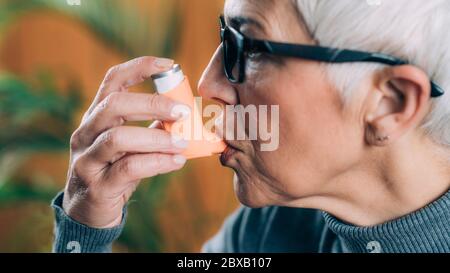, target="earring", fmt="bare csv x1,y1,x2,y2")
376,135,390,142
